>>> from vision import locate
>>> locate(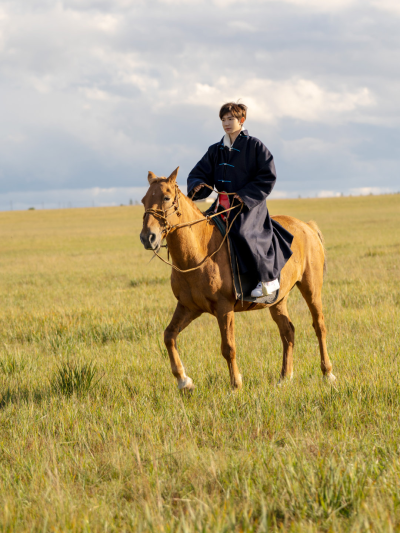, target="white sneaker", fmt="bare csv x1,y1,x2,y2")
262,279,280,296
250,282,263,298
250,279,280,298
